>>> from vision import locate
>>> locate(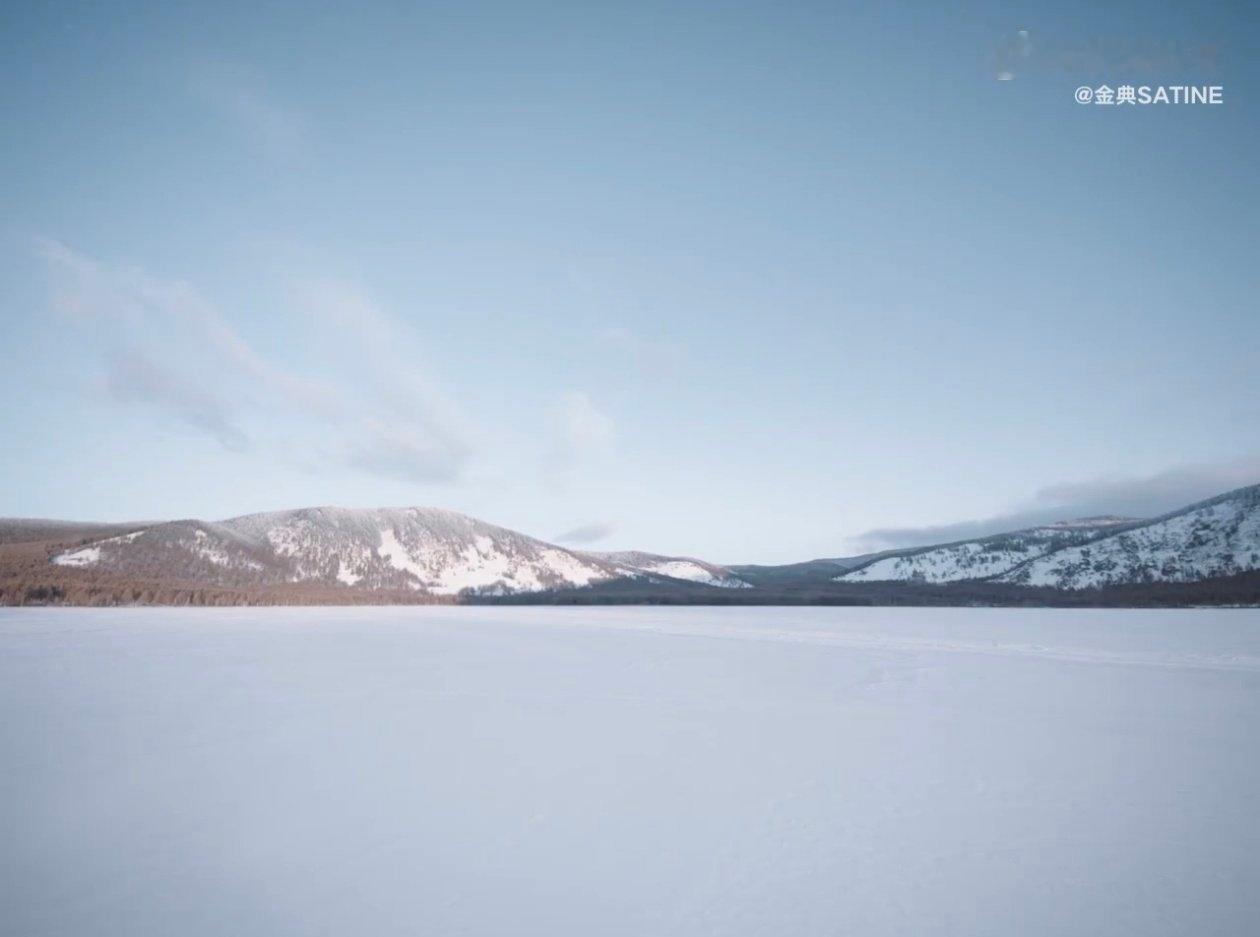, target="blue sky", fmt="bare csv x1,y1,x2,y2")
1,1,1257,563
